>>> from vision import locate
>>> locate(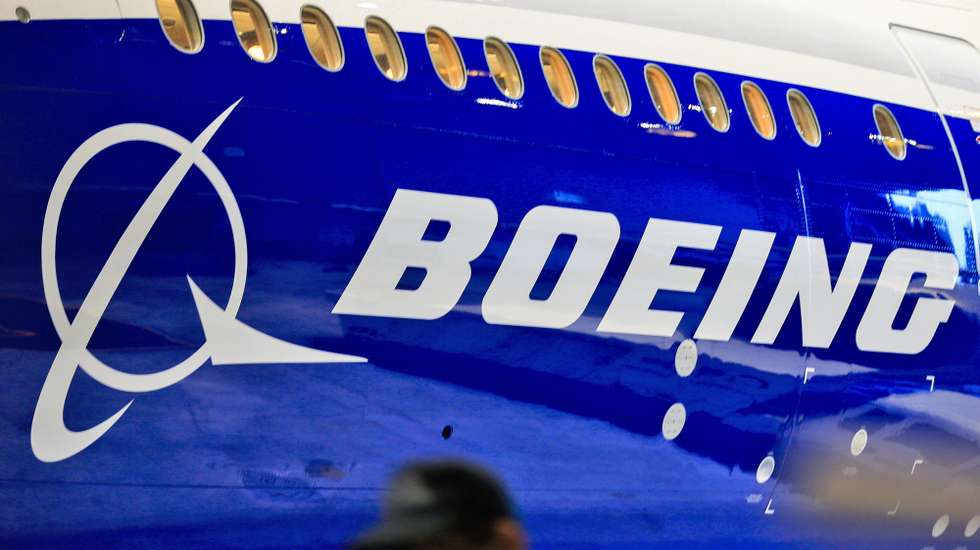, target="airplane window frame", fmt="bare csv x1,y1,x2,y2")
786,88,822,147
645,63,682,125
484,37,524,100
593,54,631,117
741,81,776,140
300,4,344,72
230,0,277,63
694,72,730,132
364,15,408,82
873,103,907,160
540,46,579,108
156,0,204,54
426,26,467,91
